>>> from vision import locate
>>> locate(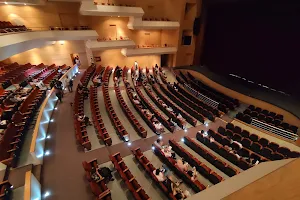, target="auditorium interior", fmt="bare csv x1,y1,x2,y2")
0,0,300,199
